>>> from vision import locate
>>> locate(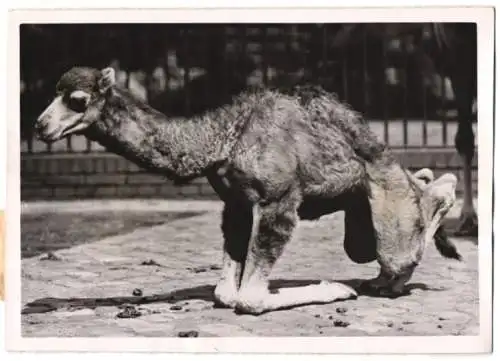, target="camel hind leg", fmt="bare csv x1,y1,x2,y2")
213,201,252,308
234,189,357,315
